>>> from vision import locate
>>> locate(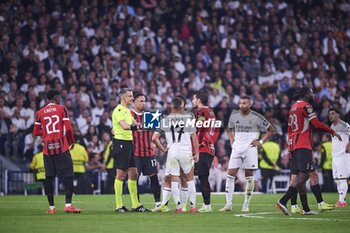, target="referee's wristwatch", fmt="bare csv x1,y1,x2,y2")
130,125,139,131
258,139,264,145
